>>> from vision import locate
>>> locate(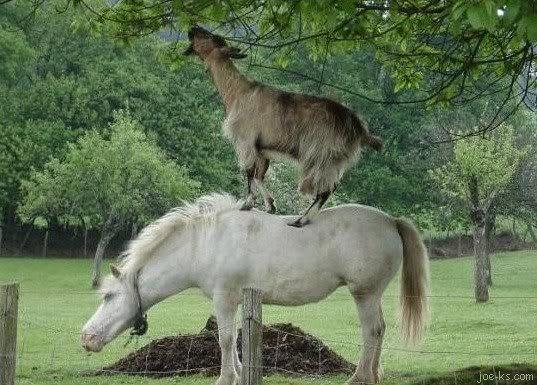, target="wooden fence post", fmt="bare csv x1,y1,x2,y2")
0,283,18,385
242,288,262,385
